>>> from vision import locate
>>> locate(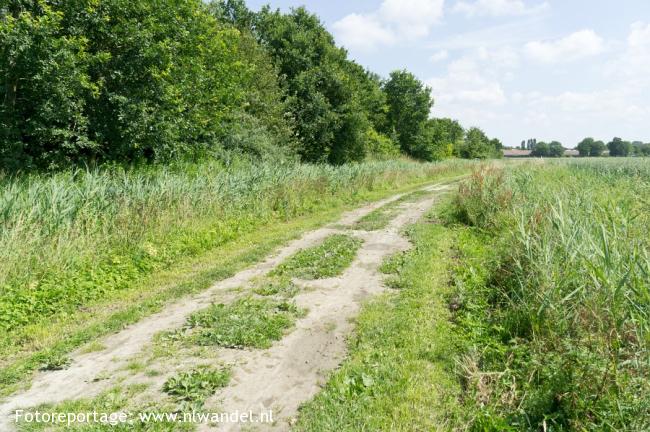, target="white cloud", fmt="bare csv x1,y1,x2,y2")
606,22,650,87
628,21,650,49
379,0,445,39
453,0,548,17
427,52,509,108
524,29,604,63
429,49,449,62
333,0,445,51
333,14,395,51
